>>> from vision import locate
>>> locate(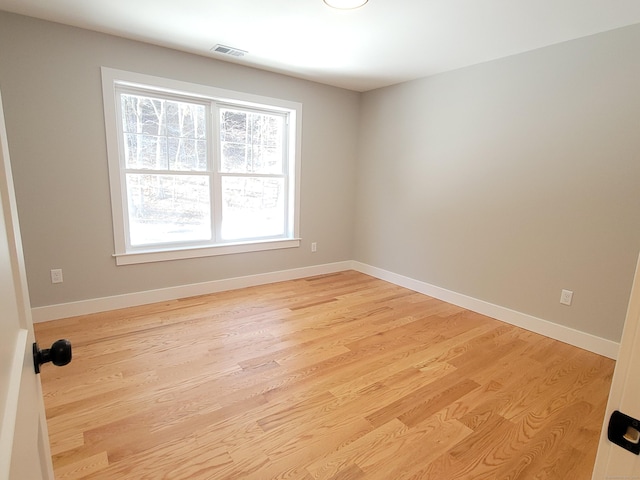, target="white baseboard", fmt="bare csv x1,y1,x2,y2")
352,262,619,360
32,259,619,359
31,261,353,323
